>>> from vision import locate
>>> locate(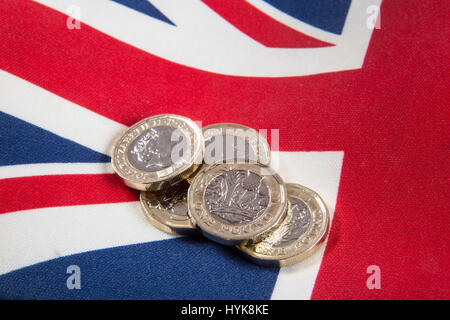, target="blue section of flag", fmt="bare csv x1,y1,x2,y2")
0,111,110,166
111,0,175,26
0,237,279,299
262,0,351,35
